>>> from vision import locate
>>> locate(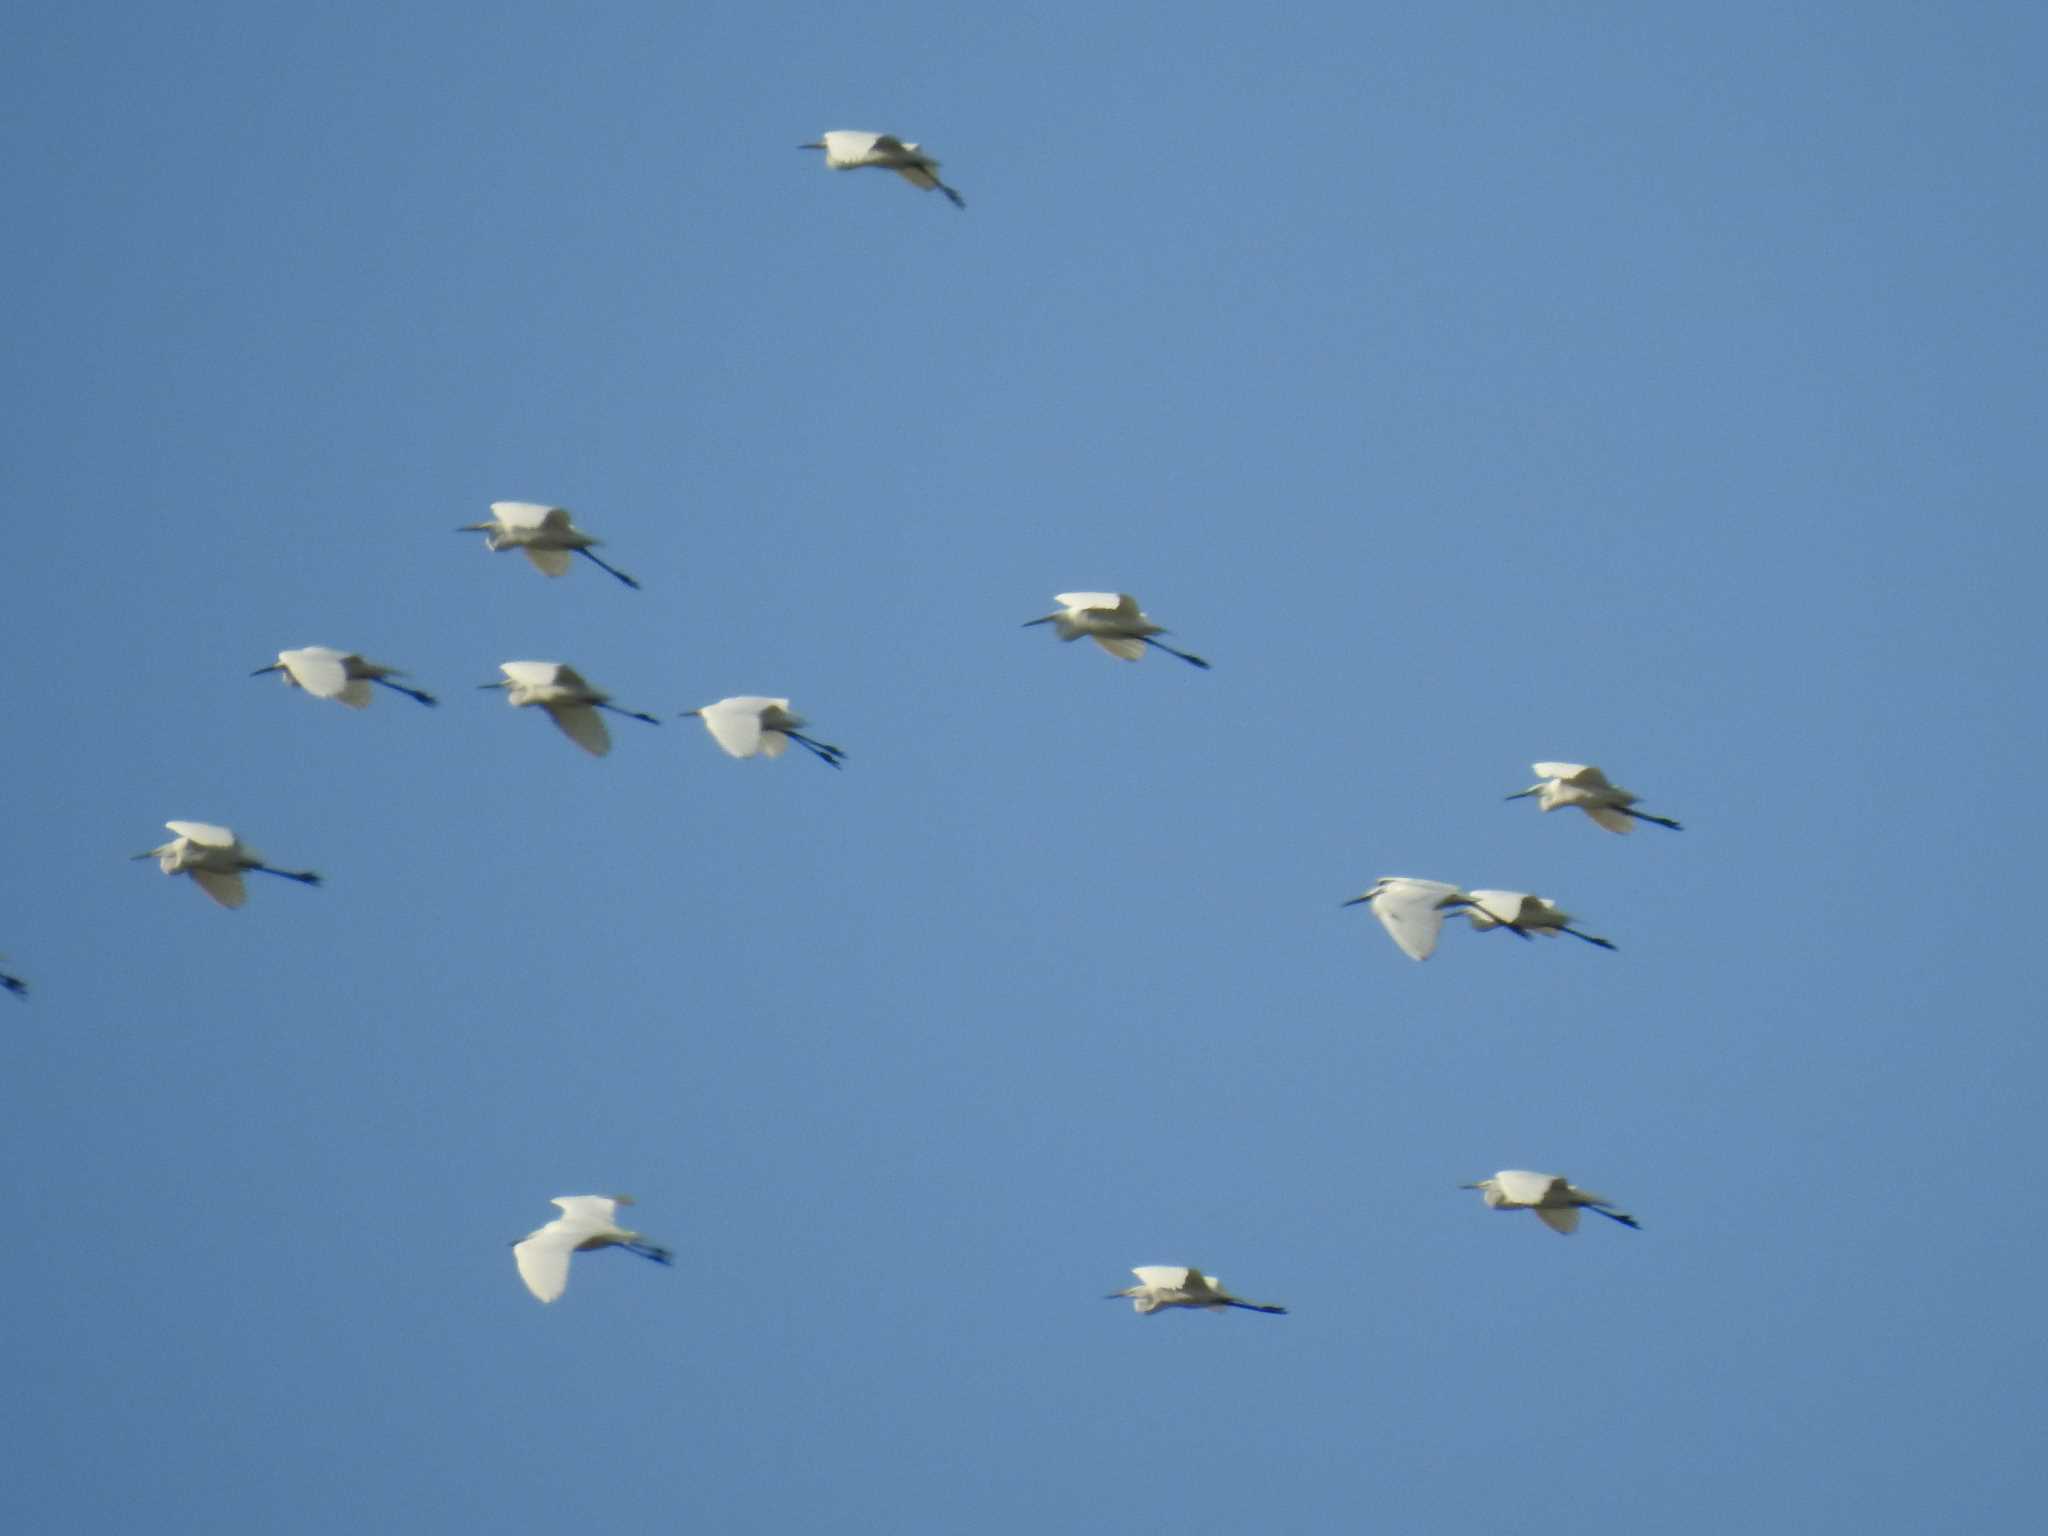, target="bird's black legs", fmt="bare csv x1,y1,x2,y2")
787,731,847,769
372,677,438,707
598,703,662,726
1141,636,1211,670
1587,1205,1641,1229
251,866,324,888
1622,806,1684,831
1561,926,1617,951
576,547,642,590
